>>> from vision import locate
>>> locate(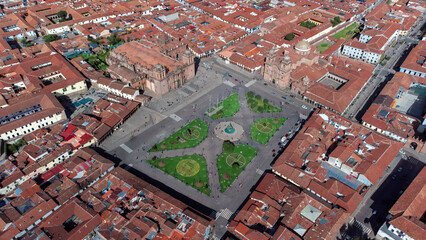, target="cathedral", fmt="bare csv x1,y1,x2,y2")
263,39,326,94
